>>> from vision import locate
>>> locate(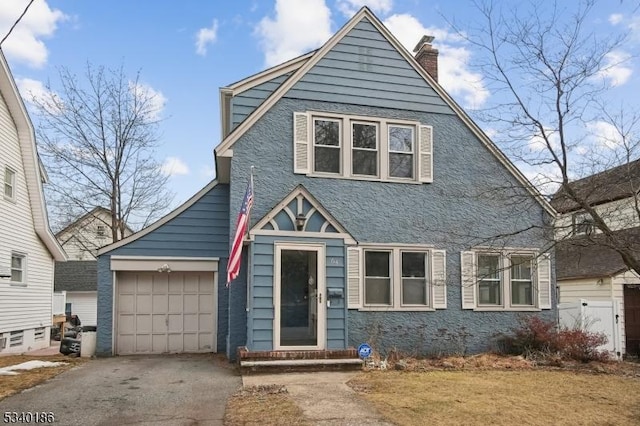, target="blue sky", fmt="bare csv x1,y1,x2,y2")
1,0,638,207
